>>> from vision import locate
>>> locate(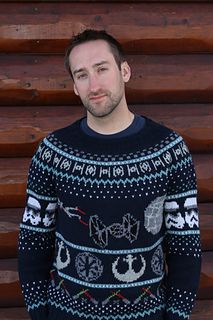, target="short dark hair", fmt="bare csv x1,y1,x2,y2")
64,29,125,79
